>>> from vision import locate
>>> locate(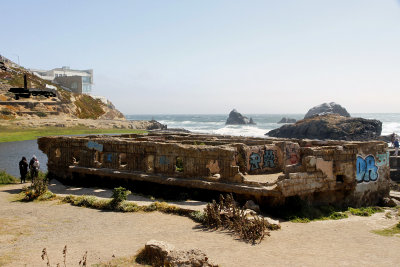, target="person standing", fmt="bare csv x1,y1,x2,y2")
29,155,40,182
391,133,396,147
18,157,28,183
395,139,399,157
